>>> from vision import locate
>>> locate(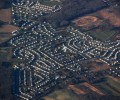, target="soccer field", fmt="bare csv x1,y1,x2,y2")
86,30,116,41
